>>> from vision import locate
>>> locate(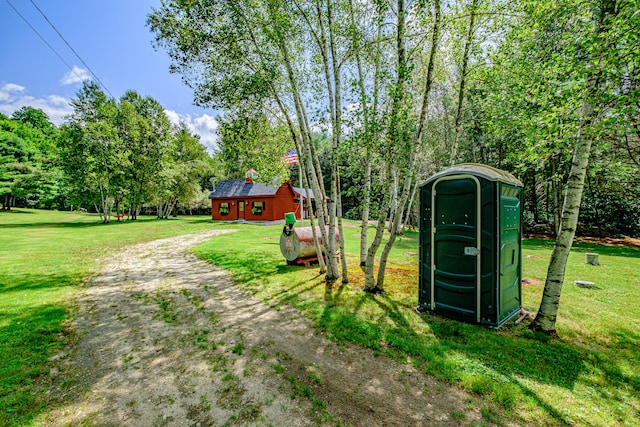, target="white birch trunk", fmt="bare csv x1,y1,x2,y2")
402,176,420,232
280,37,337,281
531,116,593,334
377,171,413,288
363,0,441,293
531,0,613,334
360,158,372,268
364,203,388,292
